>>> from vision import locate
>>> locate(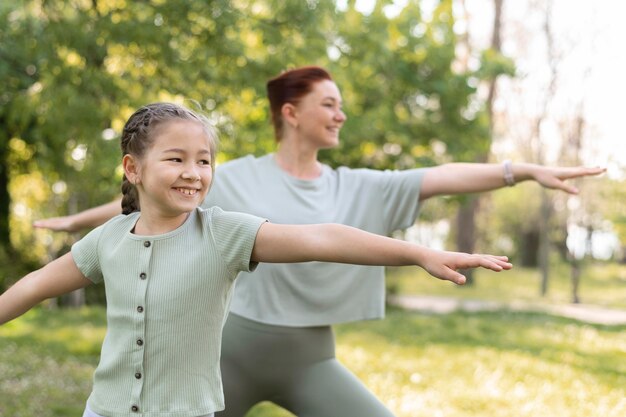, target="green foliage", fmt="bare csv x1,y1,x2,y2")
1,0,515,290
0,243,38,291
476,47,516,80
323,0,492,170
